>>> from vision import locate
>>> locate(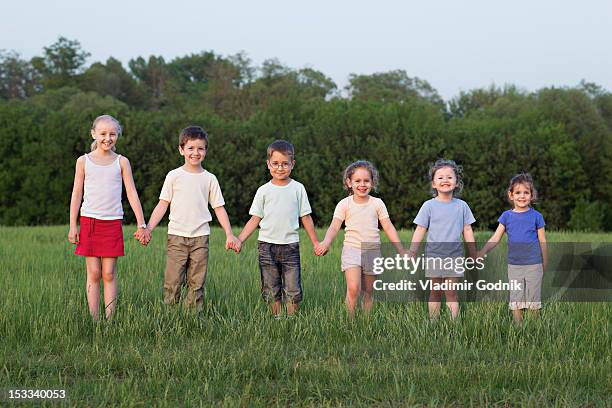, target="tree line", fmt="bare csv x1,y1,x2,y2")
1,37,611,231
